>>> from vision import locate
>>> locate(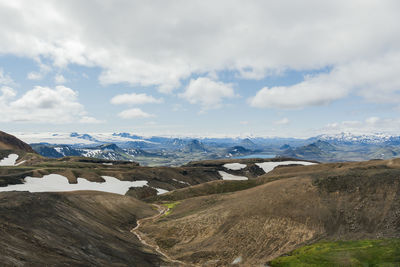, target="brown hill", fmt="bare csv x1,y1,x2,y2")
0,191,165,266
0,131,35,153
141,159,400,265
